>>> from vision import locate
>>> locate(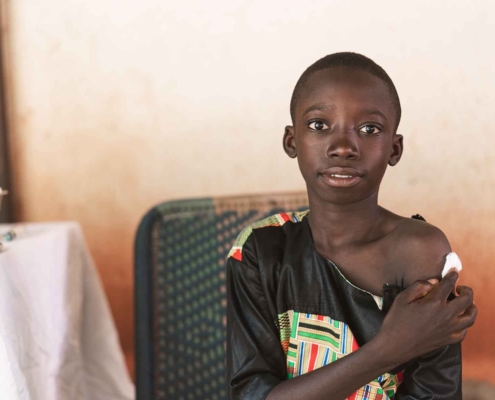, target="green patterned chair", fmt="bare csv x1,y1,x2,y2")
134,192,308,400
